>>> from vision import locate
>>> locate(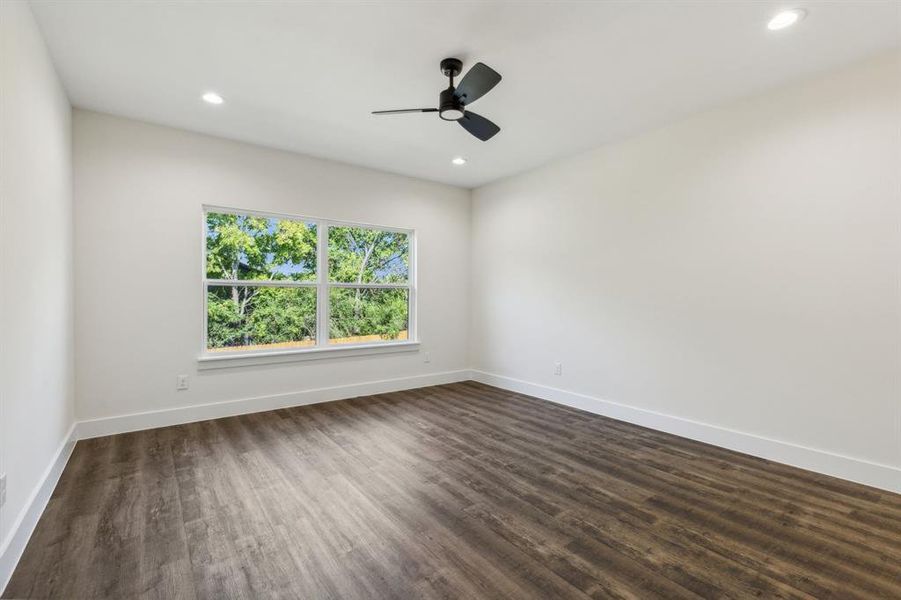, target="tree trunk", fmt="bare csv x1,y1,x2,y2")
353,242,376,331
